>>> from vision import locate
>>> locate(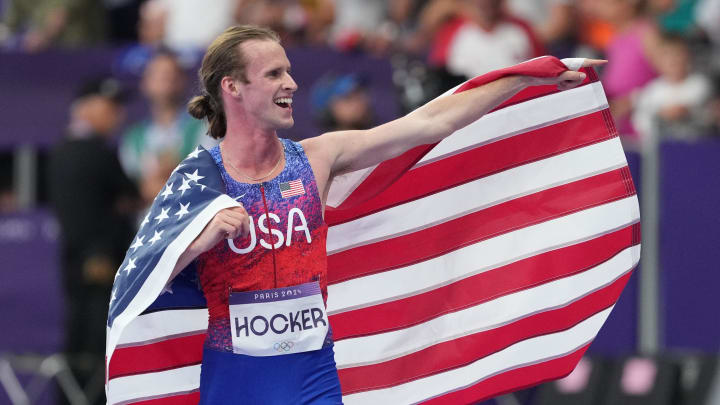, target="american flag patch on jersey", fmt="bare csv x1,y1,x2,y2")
280,179,305,198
